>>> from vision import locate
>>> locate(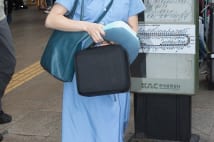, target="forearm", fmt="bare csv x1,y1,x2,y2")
128,15,139,33
45,4,88,32
45,4,105,43
45,13,88,32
